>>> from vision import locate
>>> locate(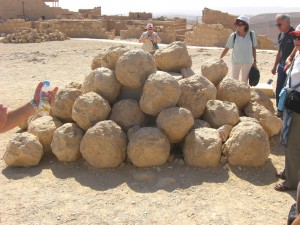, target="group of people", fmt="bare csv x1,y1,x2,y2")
1,15,300,224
